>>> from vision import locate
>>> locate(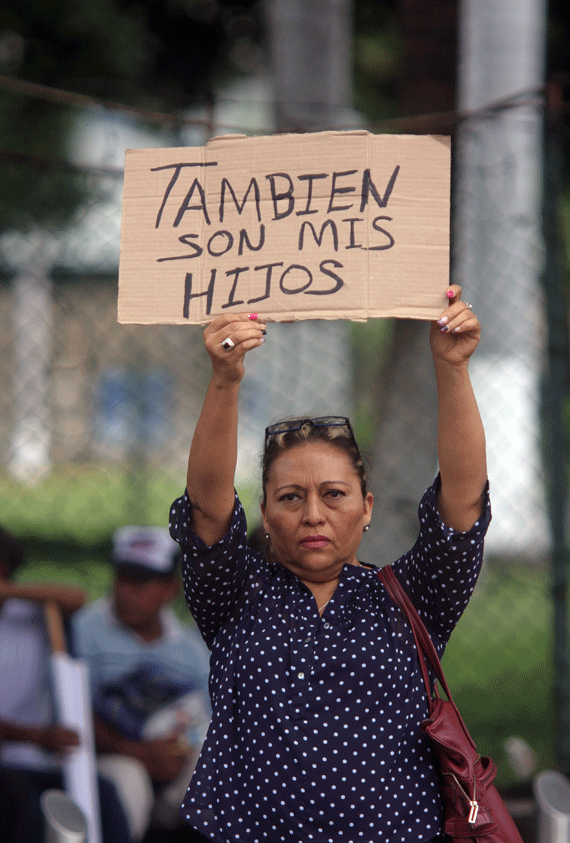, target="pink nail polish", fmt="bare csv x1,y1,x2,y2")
248,313,258,320
440,325,449,333
446,290,454,299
